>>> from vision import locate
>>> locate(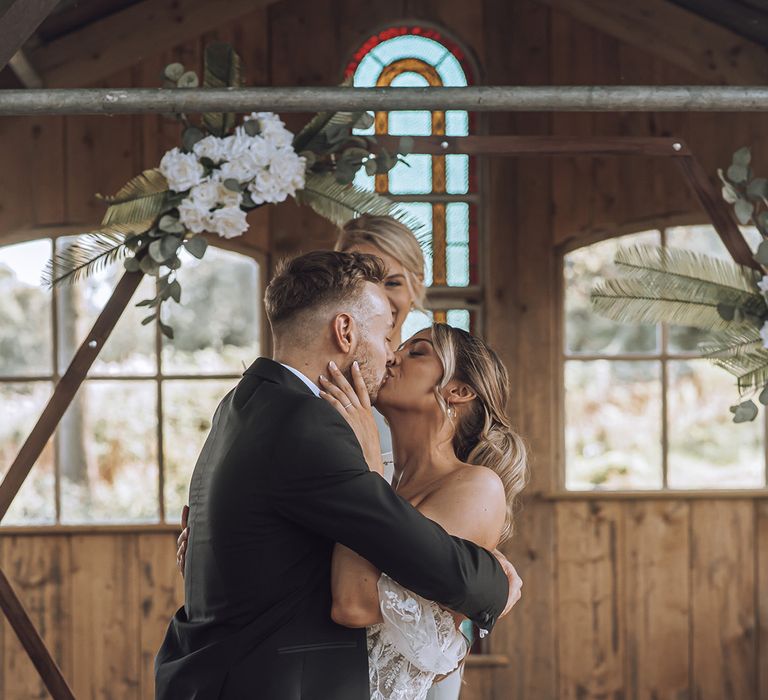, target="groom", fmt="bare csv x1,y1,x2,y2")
155,250,520,699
